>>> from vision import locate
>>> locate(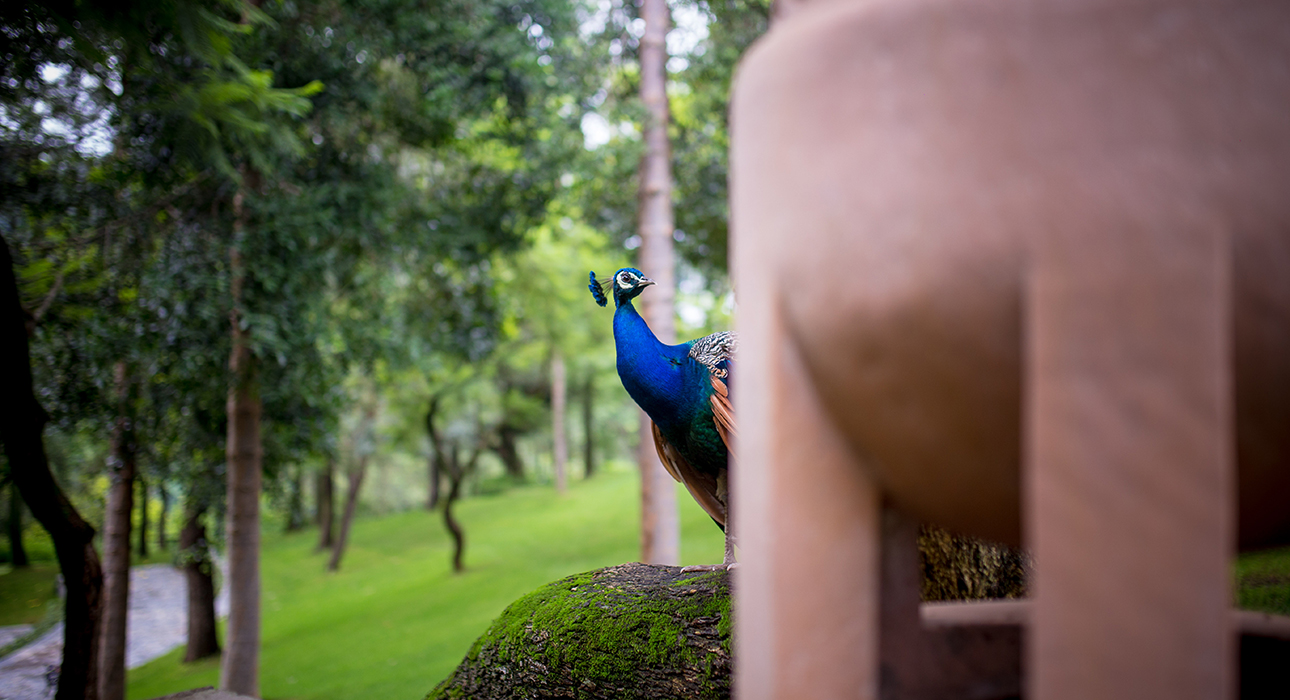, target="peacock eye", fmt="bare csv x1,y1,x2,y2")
617,273,633,289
